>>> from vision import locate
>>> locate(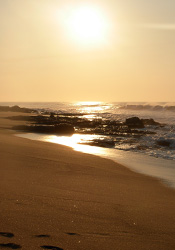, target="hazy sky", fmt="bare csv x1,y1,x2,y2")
1,0,175,102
